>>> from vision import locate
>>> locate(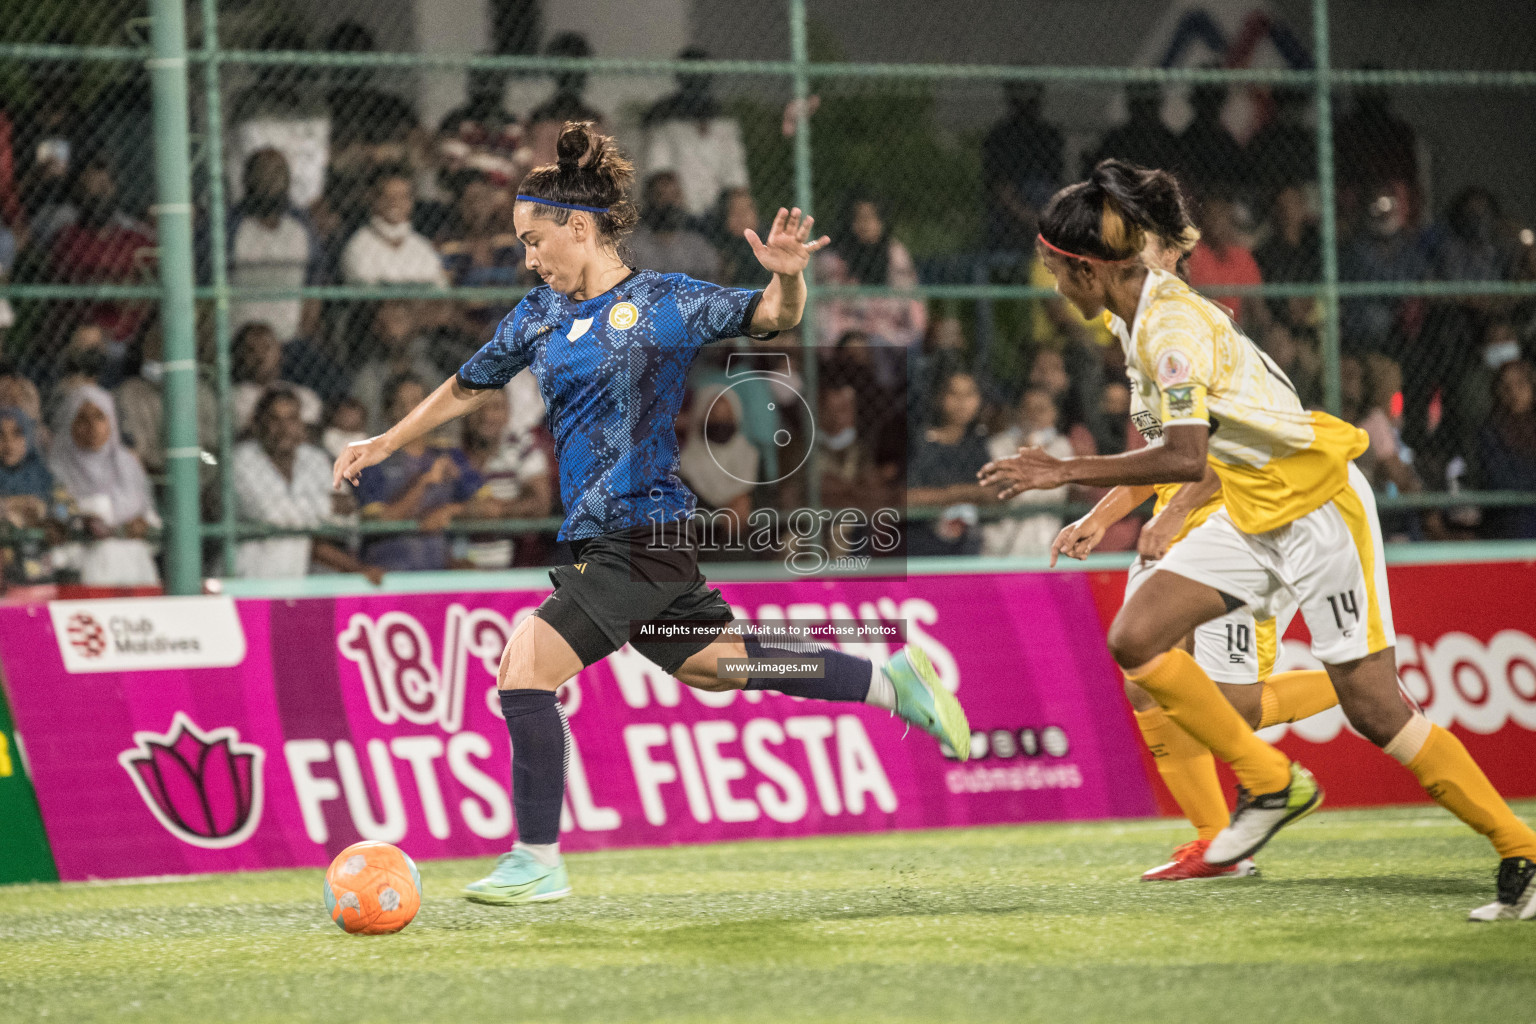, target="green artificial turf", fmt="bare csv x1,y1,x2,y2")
2,802,1534,1024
